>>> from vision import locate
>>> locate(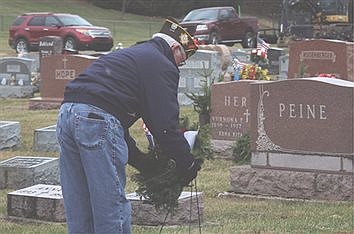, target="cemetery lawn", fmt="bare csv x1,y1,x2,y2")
0,98,353,233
